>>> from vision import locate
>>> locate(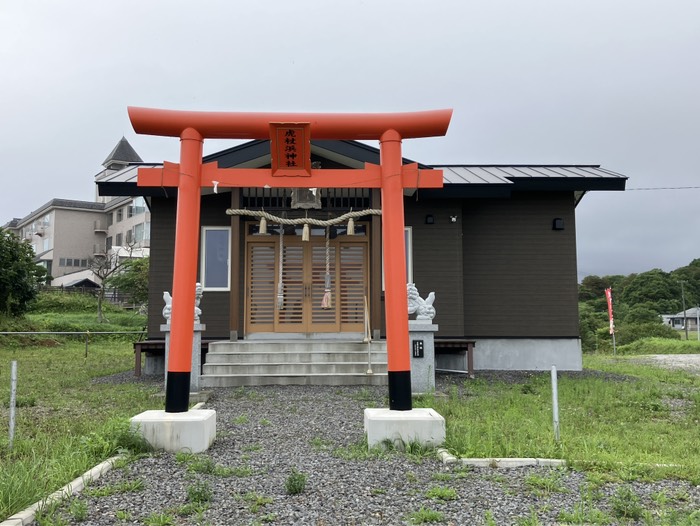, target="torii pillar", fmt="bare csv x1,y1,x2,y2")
128,107,452,414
